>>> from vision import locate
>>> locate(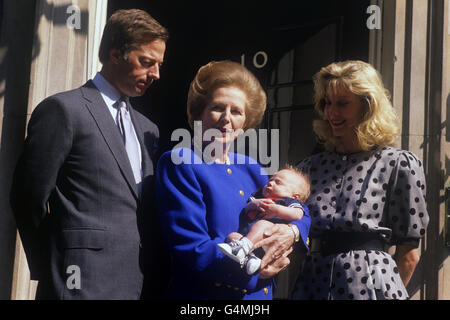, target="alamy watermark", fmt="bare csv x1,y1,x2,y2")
66,265,81,290
366,265,383,290
171,121,279,175
66,5,81,30
366,5,381,30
